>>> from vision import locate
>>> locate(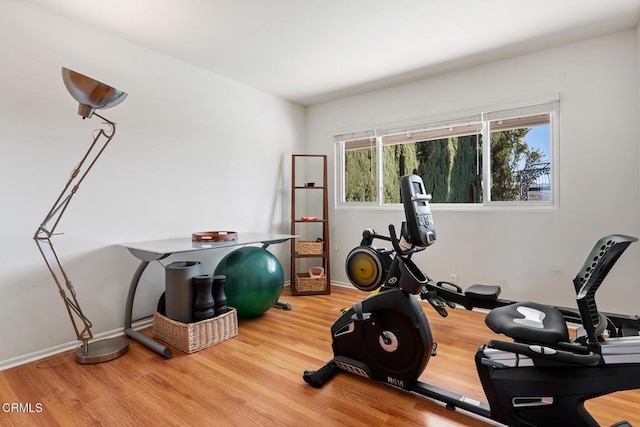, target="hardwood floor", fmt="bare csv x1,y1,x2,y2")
1,285,638,426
